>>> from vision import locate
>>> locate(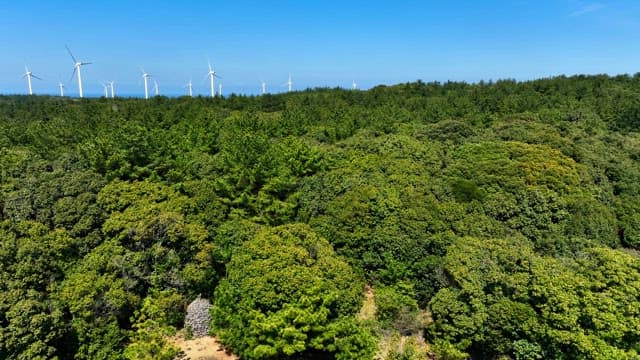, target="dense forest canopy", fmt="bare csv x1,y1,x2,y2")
2,74,640,359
